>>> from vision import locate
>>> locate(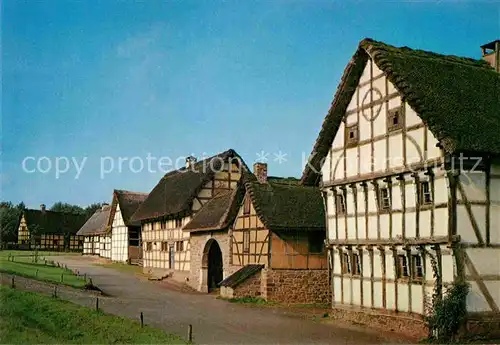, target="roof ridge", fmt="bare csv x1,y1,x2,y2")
361,38,492,70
